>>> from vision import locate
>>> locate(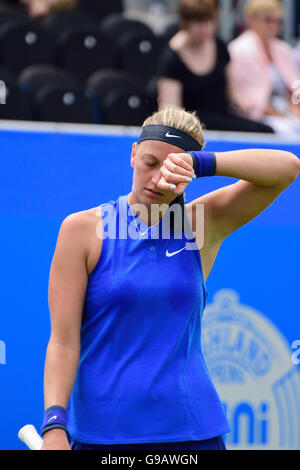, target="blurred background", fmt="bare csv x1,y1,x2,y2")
0,0,300,451
0,0,299,130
